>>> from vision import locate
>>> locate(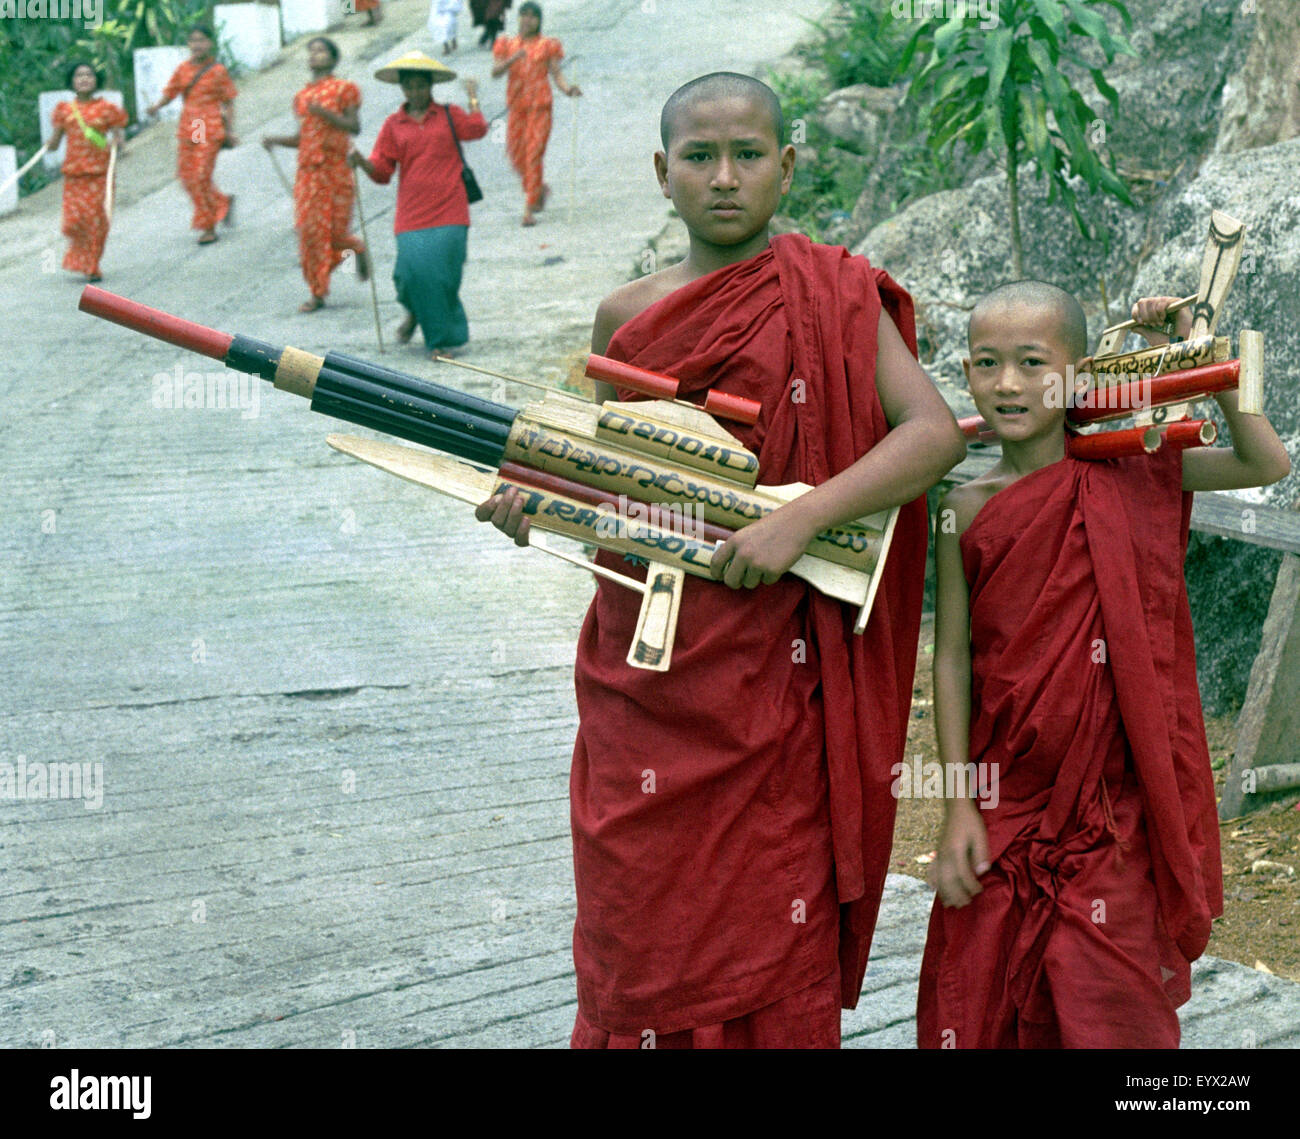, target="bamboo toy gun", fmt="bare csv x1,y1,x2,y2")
957,210,1265,458
78,287,899,673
